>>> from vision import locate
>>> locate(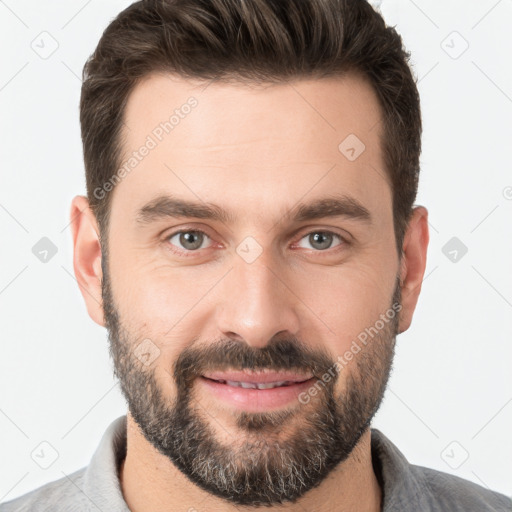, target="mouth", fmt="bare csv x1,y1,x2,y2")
199,371,316,411
202,370,313,387
203,379,307,389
